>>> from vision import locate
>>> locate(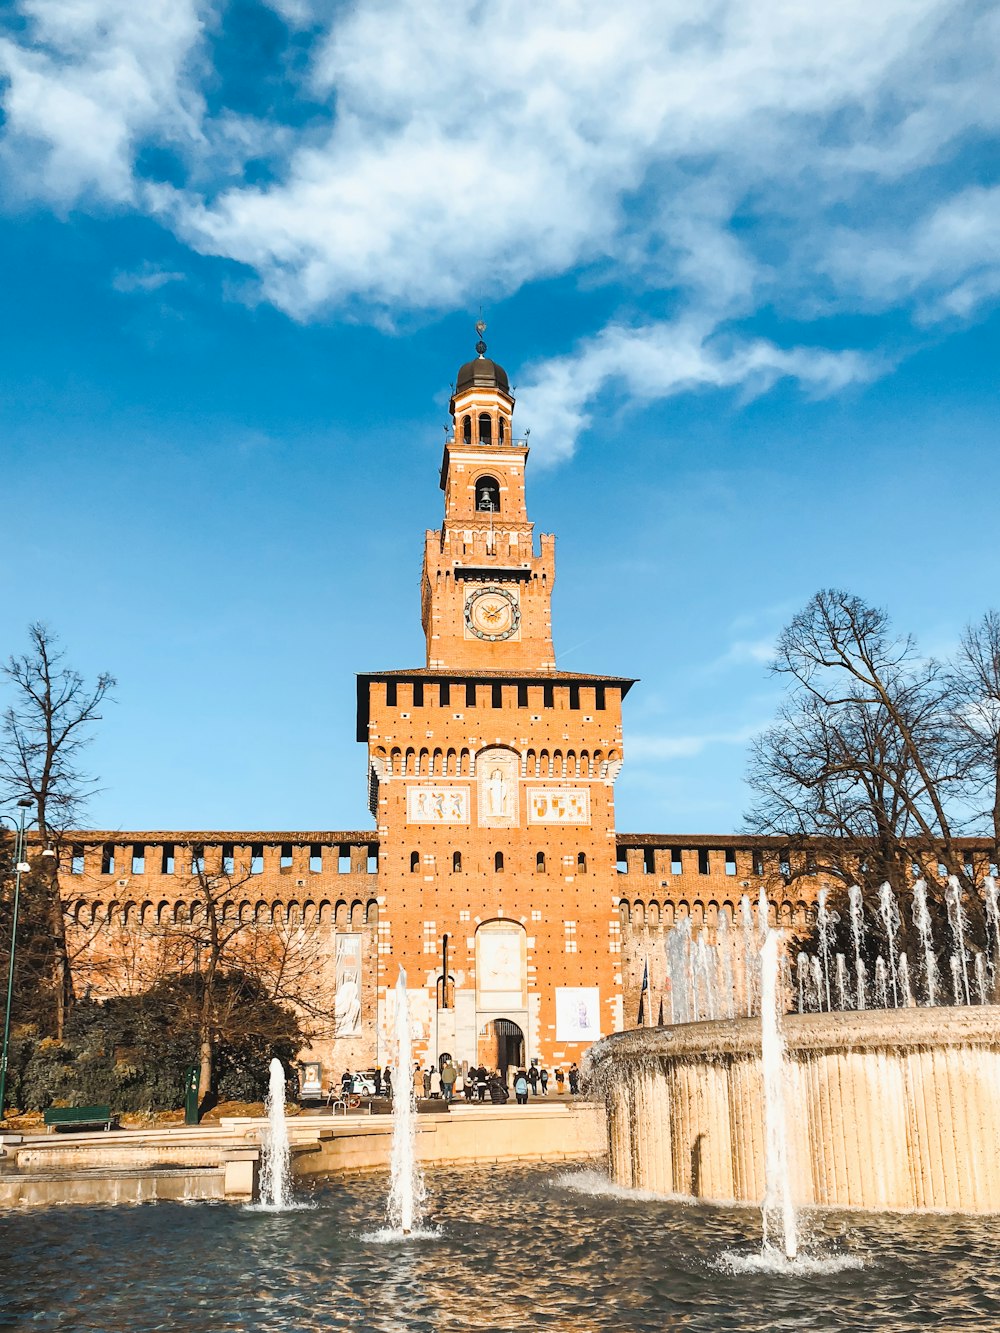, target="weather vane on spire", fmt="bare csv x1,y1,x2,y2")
475,317,487,358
